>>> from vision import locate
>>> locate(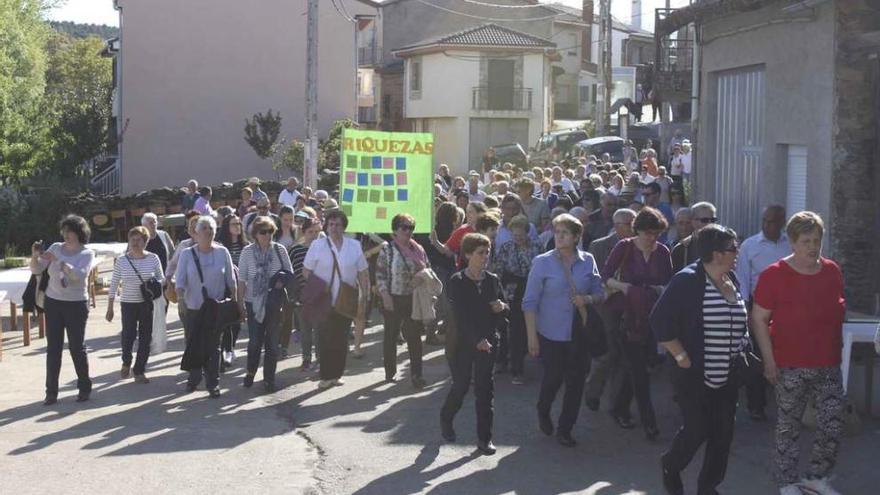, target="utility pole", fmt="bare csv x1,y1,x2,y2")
596,0,612,135
305,0,319,189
